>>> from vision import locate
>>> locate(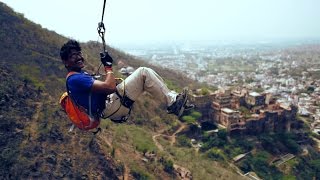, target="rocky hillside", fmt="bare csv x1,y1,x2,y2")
0,2,243,179
0,66,121,179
